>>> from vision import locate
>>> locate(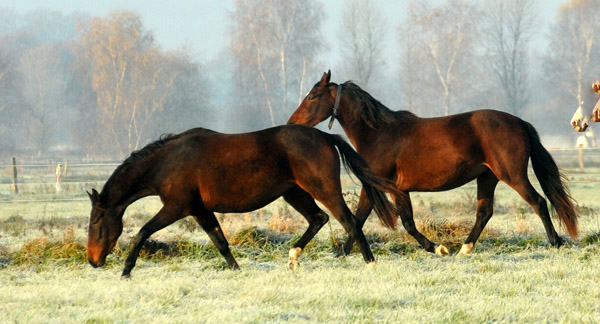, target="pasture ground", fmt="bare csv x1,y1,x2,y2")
0,161,599,323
